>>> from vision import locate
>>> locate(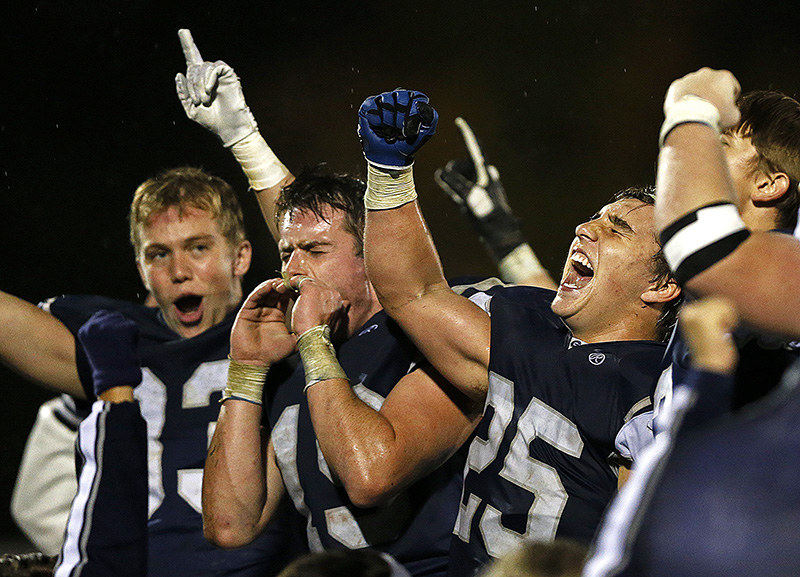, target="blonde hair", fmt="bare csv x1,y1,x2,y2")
129,167,246,256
